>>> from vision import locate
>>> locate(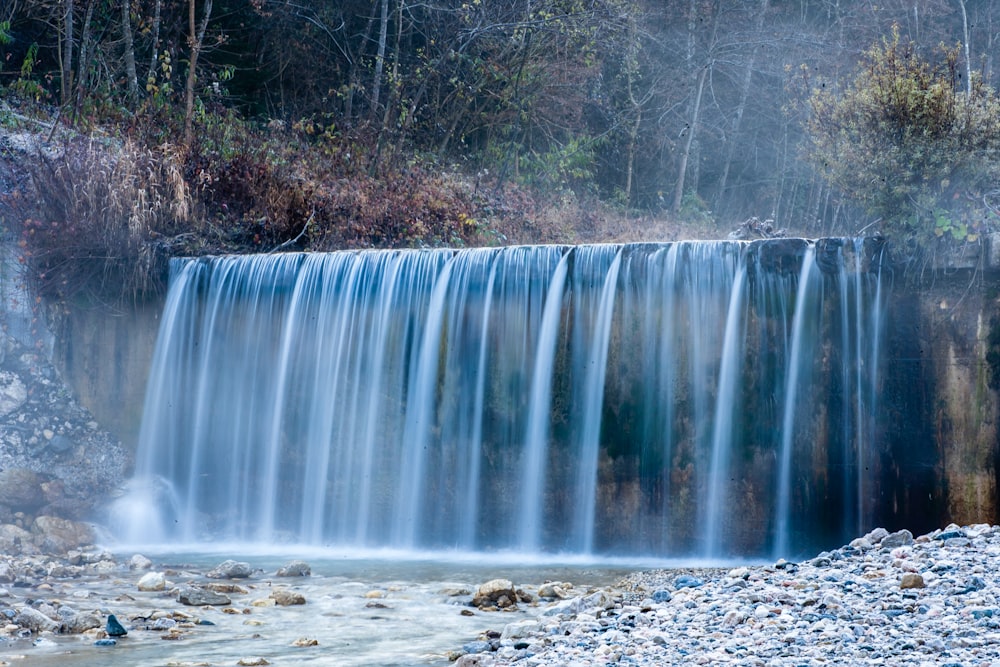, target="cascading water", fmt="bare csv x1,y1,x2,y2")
120,239,887,559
